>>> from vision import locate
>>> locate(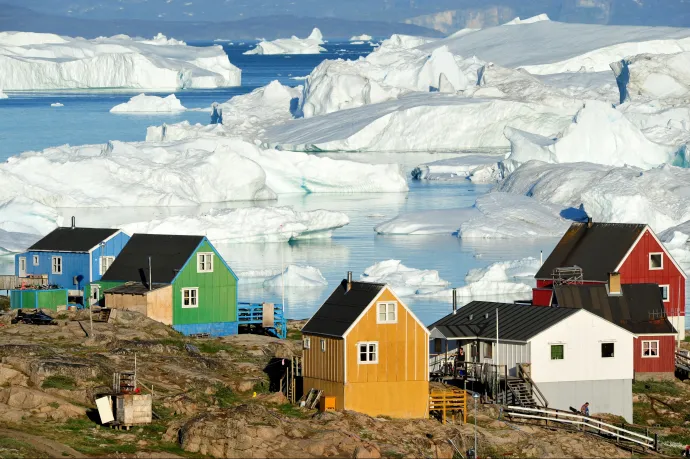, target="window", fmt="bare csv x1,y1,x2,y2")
358,342,378,364
434,338,442,353
660,285,669,302
377,302,397,324
18,257,26,274
51,256,62,274
642,340,659,358
649,253,663,270
91,285,100,301
197,253,213,273
182,288,198,308
100,256,115,275
484,343,493,359
601,342,615,358
303,337,311,349
320,339,326,352
32,255,39,266
550,344,564,360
